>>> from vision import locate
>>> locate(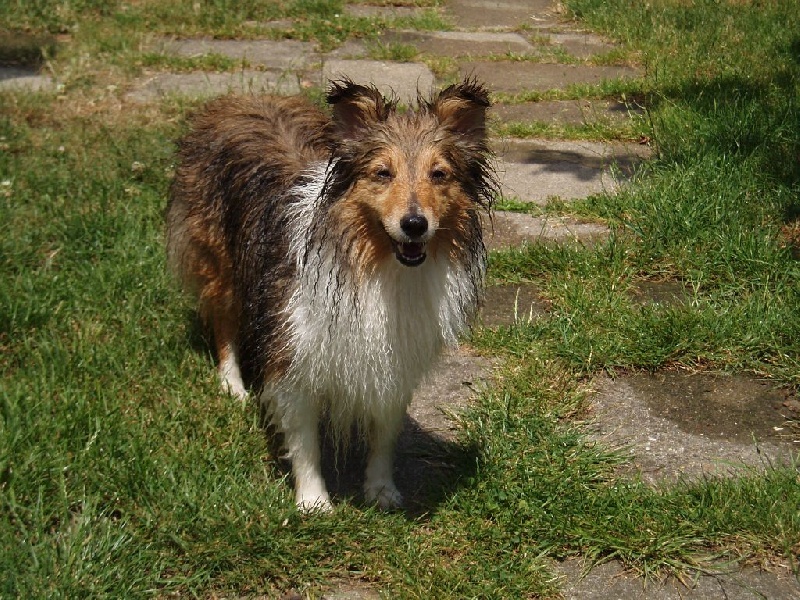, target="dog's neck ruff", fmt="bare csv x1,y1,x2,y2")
281,162,483,412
